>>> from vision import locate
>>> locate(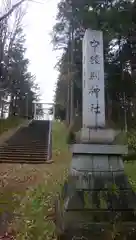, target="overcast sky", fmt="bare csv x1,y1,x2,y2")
23,0,60,104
